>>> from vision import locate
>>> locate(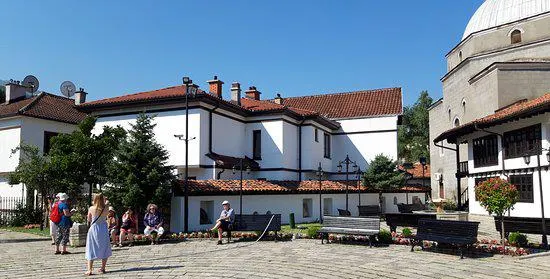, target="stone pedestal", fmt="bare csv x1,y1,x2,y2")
69,223,88,247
